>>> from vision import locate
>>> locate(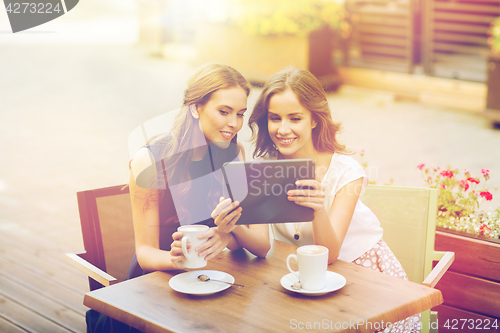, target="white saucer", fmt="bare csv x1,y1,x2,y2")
169,270,235,295
281,271,346,296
